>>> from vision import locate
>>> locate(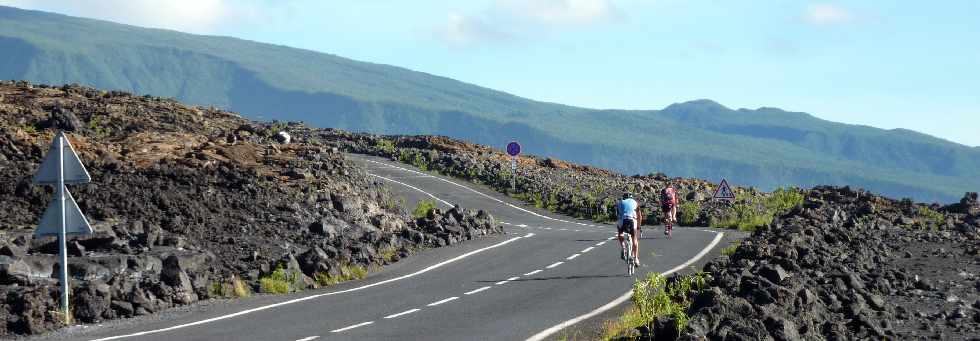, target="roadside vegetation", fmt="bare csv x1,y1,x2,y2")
710,187,804,231
720,240,741,256
209,276,251,298
313,264,369,287
601,272,710,340
413,199,437,219
259,266,297,294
